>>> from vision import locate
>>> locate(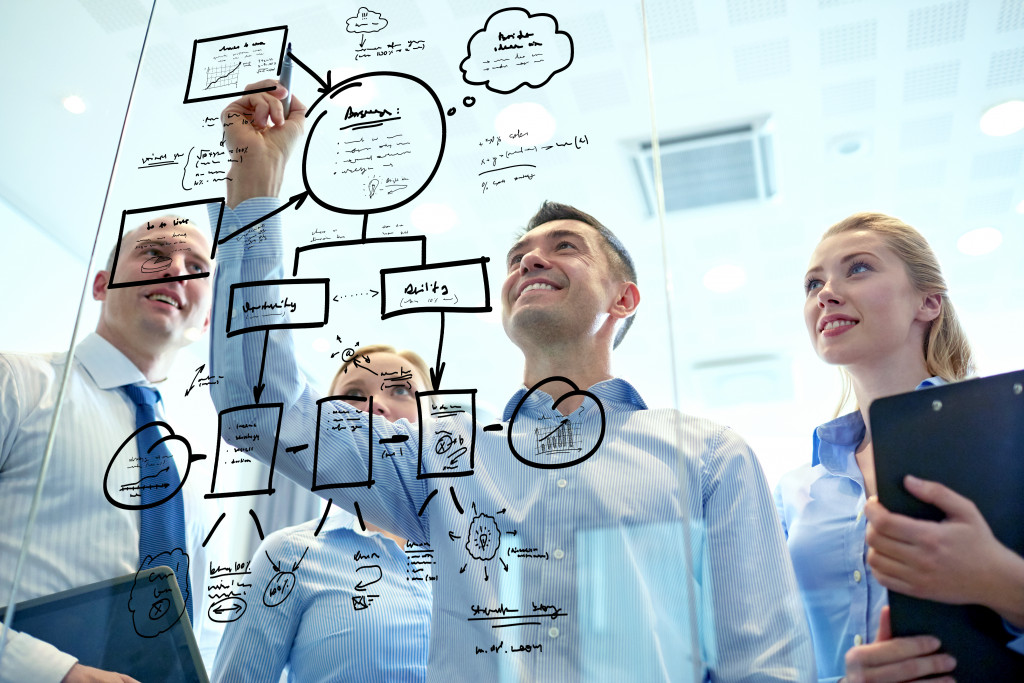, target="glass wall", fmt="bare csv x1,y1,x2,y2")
2,1,1021,681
